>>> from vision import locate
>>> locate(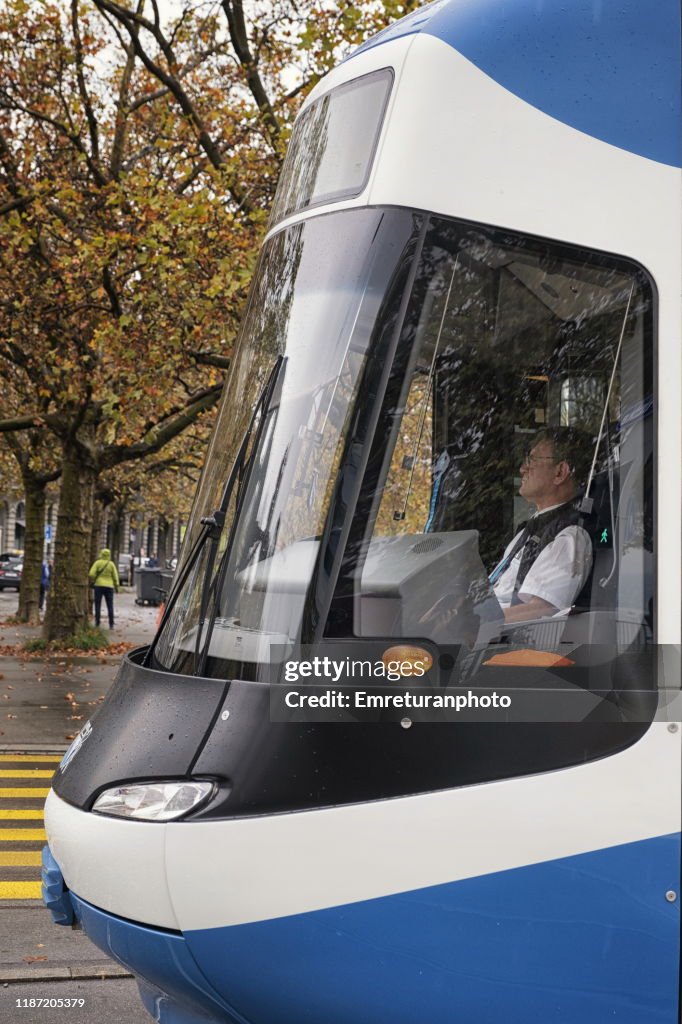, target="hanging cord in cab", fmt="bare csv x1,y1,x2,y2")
579,282,634,588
